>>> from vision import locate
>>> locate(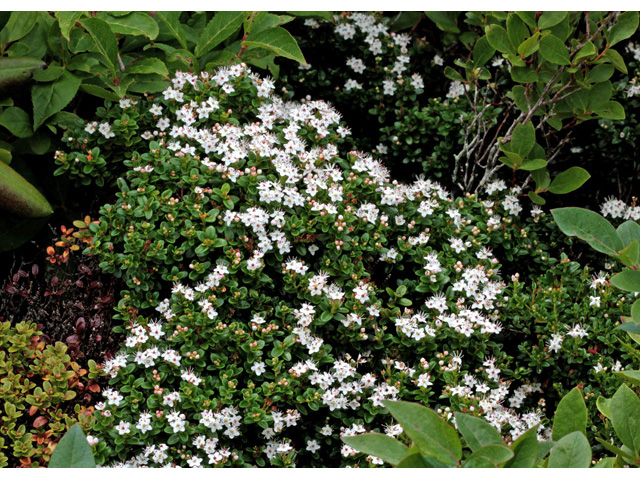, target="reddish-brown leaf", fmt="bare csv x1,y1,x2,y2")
33,416,48,428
